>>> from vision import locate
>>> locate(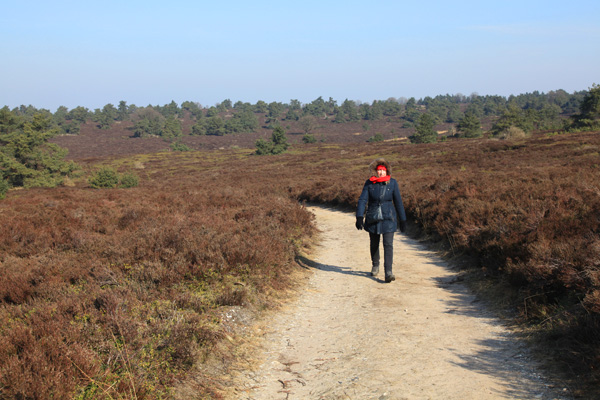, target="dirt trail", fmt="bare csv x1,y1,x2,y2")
232,206,571,399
